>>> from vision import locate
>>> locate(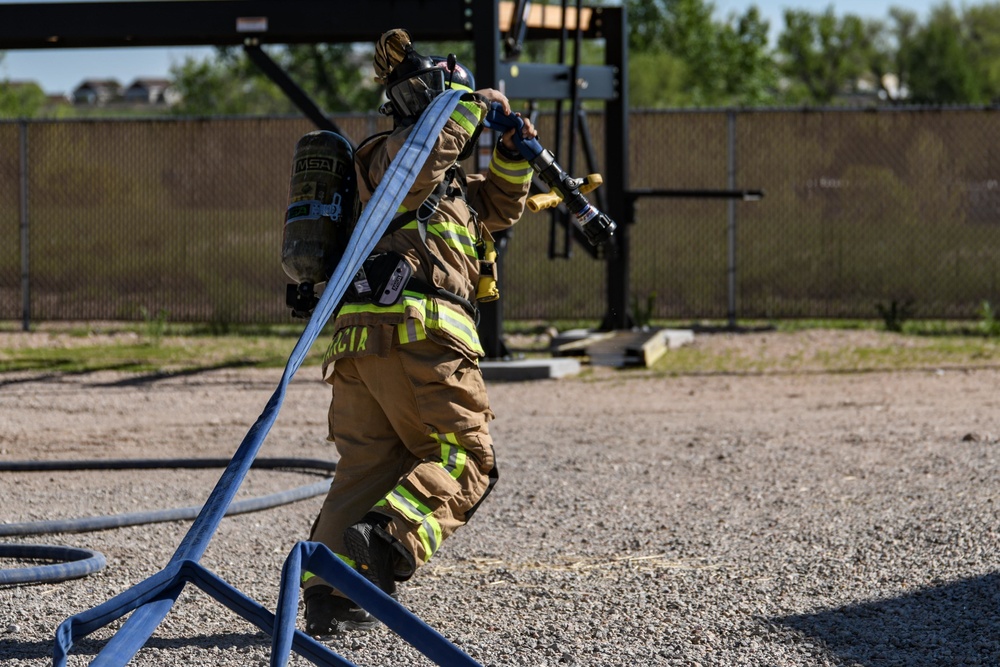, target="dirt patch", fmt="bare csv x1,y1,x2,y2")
1,328,999,665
